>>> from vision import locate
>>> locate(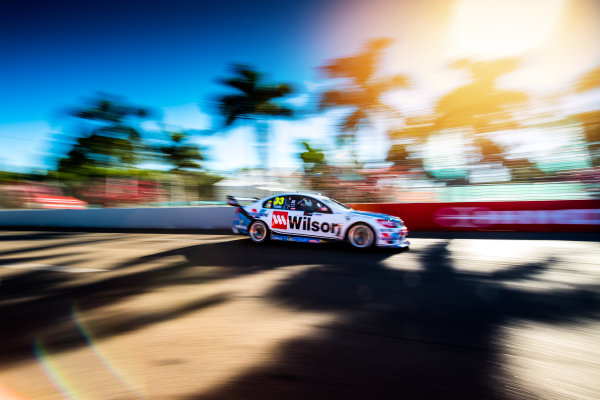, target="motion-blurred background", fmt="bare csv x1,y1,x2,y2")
1,0,599,208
